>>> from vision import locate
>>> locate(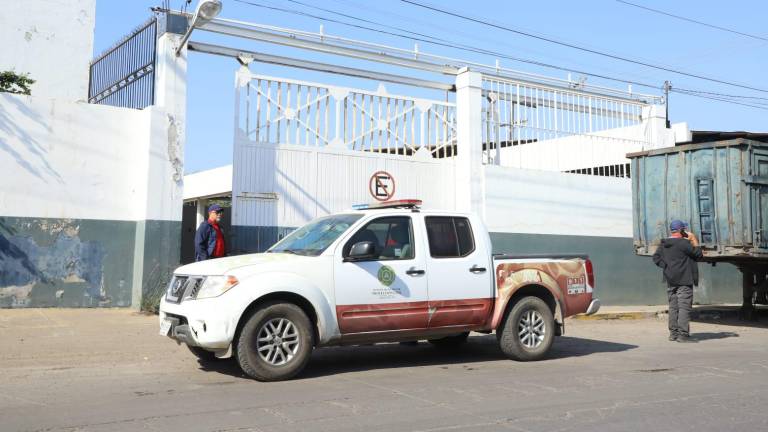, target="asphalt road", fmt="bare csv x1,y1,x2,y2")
1,309,767,432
